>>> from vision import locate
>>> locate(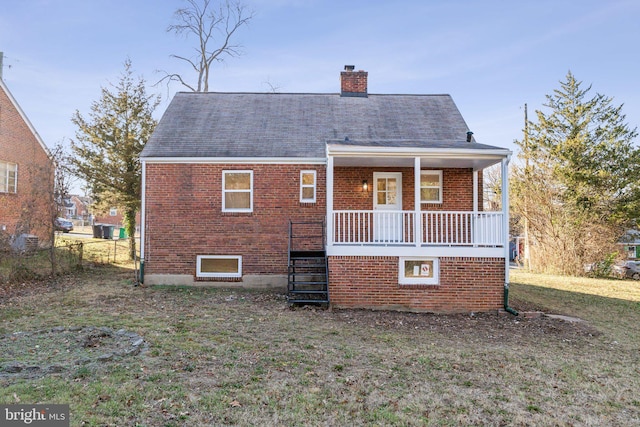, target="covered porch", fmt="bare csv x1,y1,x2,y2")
325,142,512,258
